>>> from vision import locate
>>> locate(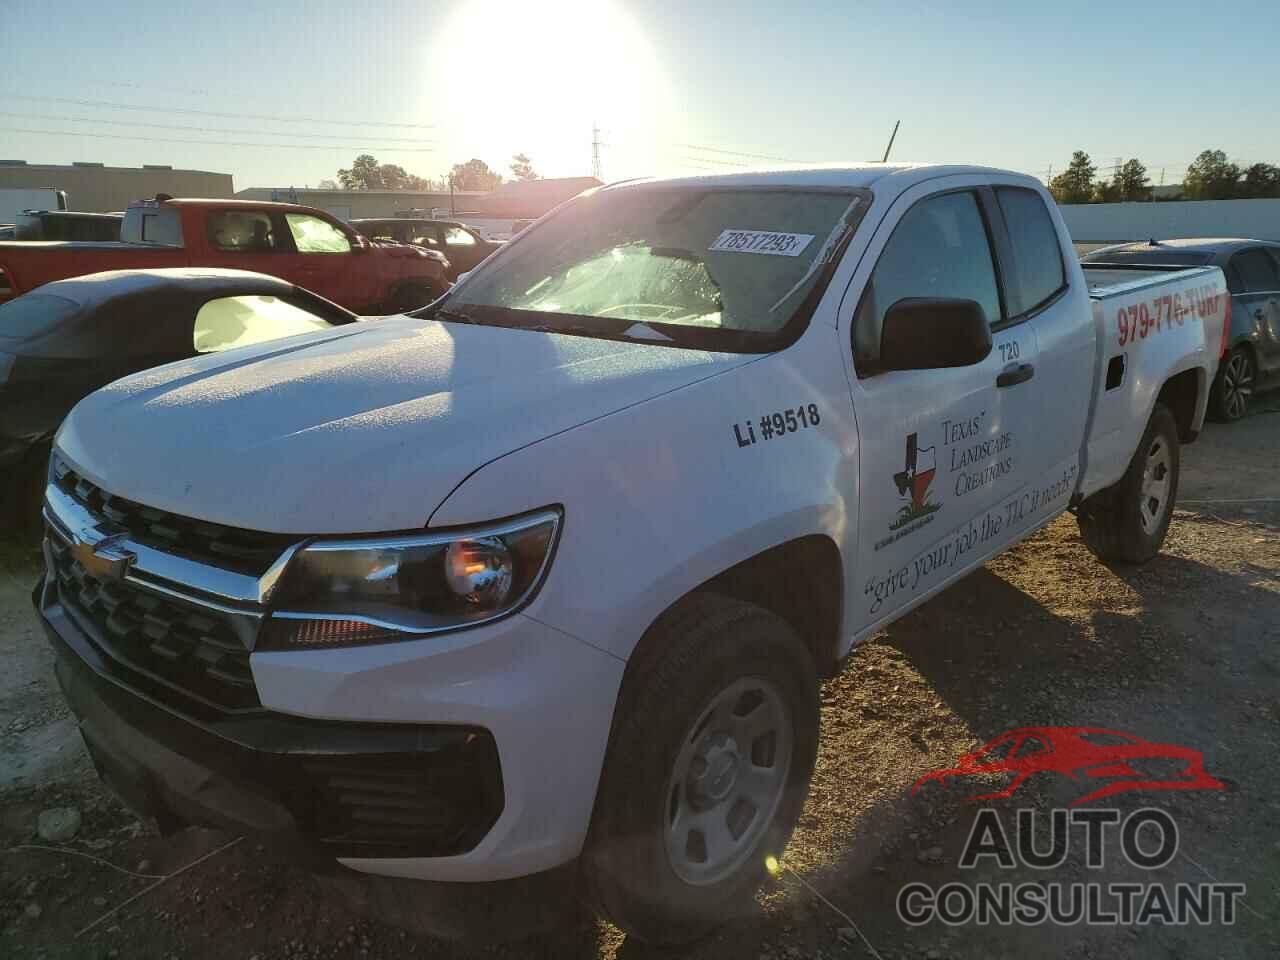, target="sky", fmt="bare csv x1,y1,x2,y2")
2,0,1277,192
